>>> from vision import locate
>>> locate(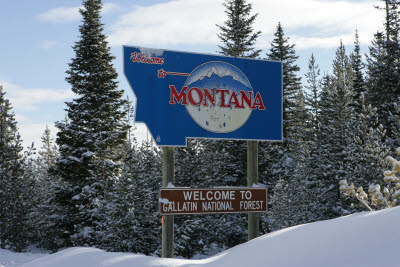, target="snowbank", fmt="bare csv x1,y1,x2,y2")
0,247,46,267
13,207,400,267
